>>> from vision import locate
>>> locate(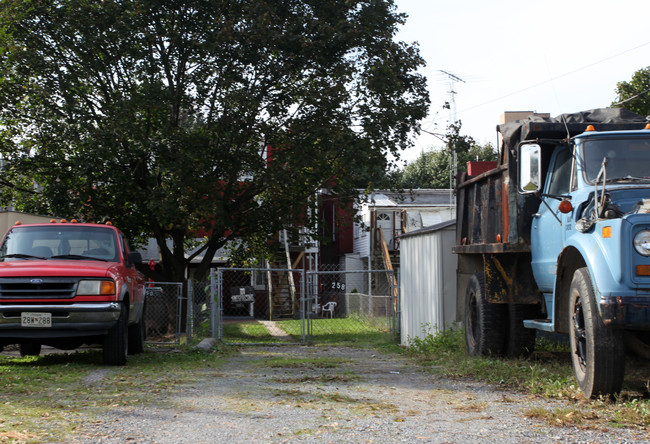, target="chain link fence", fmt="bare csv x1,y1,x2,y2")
209,268,306,345
202,266,398,346
305,265,398,344
144,282,184,344
187,279,211,340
